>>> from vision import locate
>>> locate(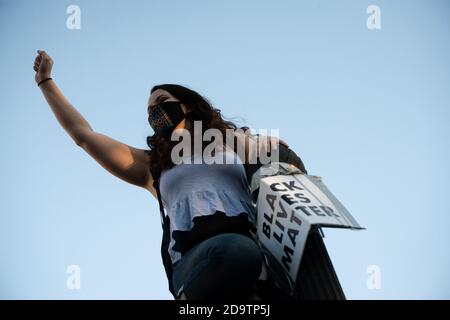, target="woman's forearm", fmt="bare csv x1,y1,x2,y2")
39,79,93,144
